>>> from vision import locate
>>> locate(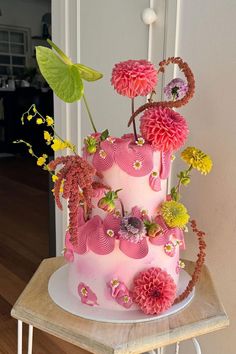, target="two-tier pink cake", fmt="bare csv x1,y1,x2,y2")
32,45,210,317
